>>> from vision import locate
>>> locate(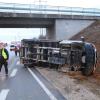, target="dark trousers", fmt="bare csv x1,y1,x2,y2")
15,51,17,56
0,62,8,74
